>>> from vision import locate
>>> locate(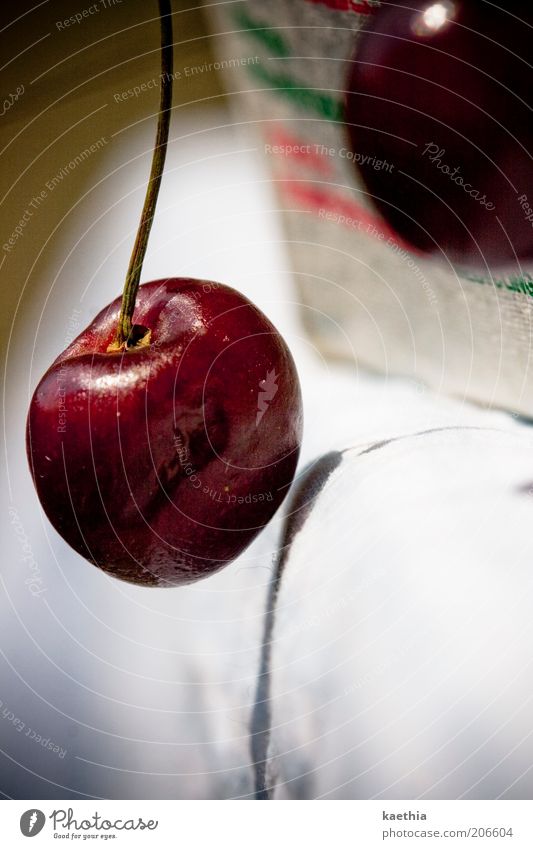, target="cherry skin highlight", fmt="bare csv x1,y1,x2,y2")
27,279,303,587
345,1,533,269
